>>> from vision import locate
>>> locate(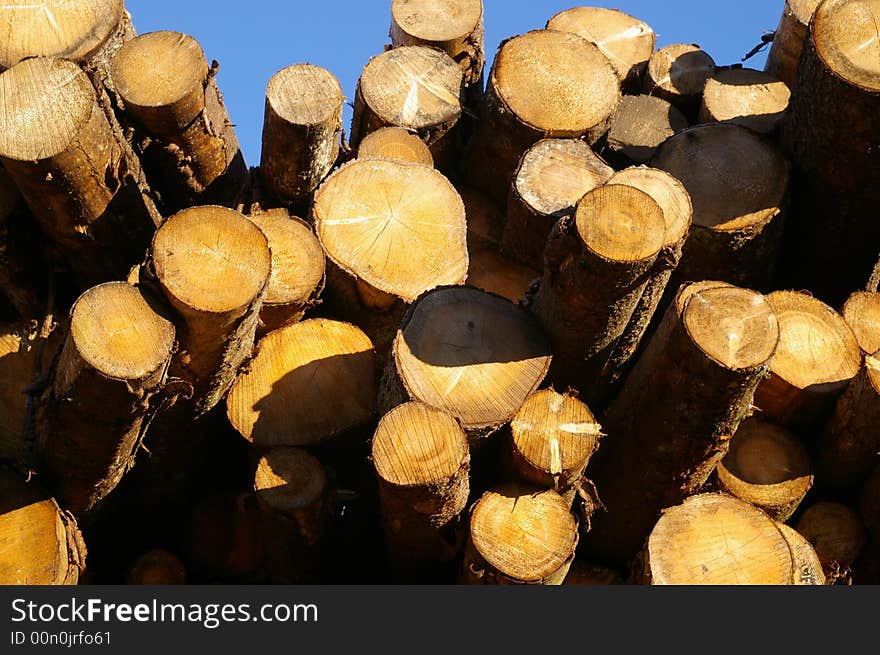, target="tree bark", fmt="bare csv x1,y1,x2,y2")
461,29,619,204
111,31,249,211
36,282,175,516
260,64,343,203
584,283,780,564
764,0,823,89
